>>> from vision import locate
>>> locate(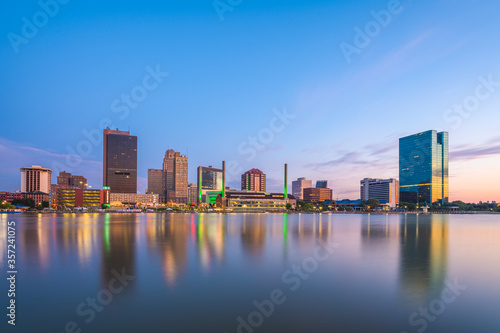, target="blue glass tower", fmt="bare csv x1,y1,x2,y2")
399,130,449,205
